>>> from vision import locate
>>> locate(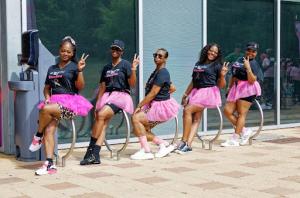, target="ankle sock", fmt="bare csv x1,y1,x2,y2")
35,131,43,138
138,136,151,152
89,137,97,147
46,158,53,164
152,136,168,146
